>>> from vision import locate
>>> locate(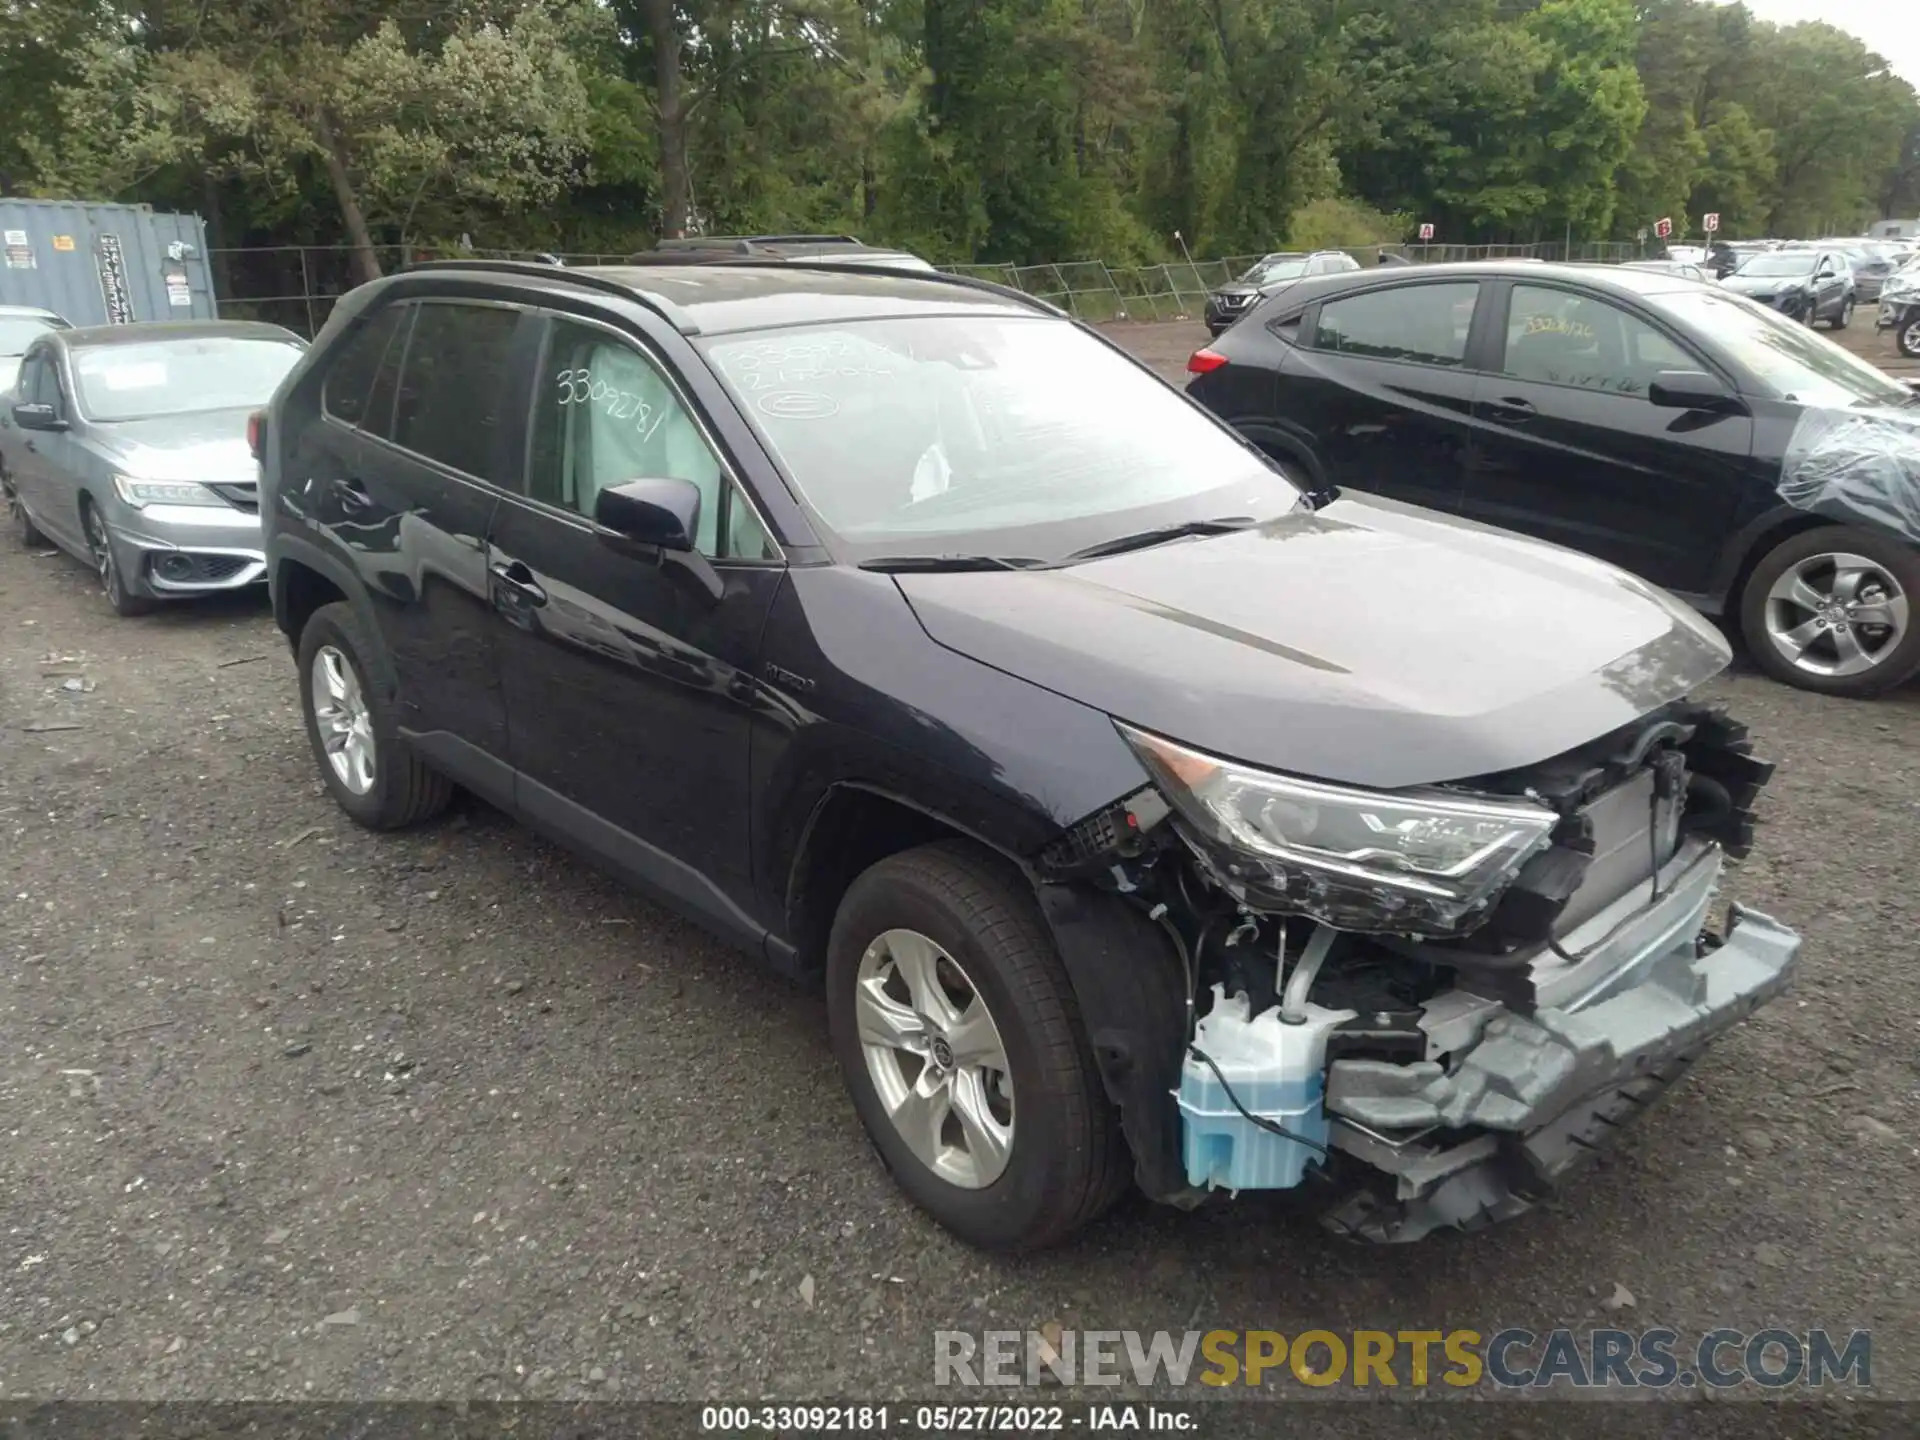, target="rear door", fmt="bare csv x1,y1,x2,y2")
12,346,87,551
3,349,58,534
1460,281,1752,594
311,295,530,767
1278,280,1485,514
